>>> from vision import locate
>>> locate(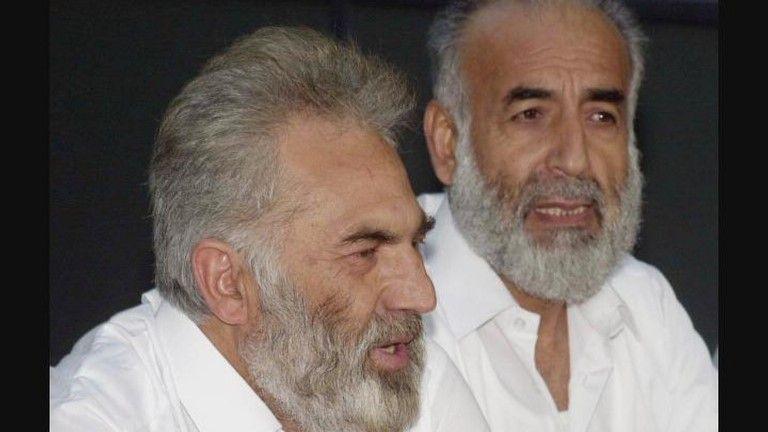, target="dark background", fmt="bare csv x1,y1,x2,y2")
49,0,719,364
